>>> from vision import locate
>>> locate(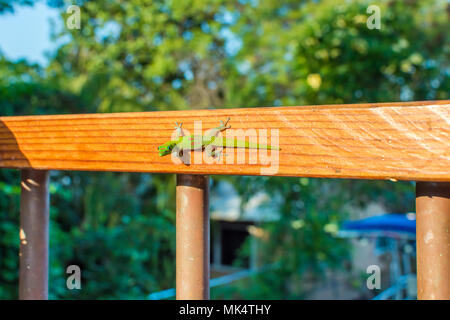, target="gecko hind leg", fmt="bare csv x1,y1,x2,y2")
219,117,231,131
208,117,231,137
207,147,226,161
